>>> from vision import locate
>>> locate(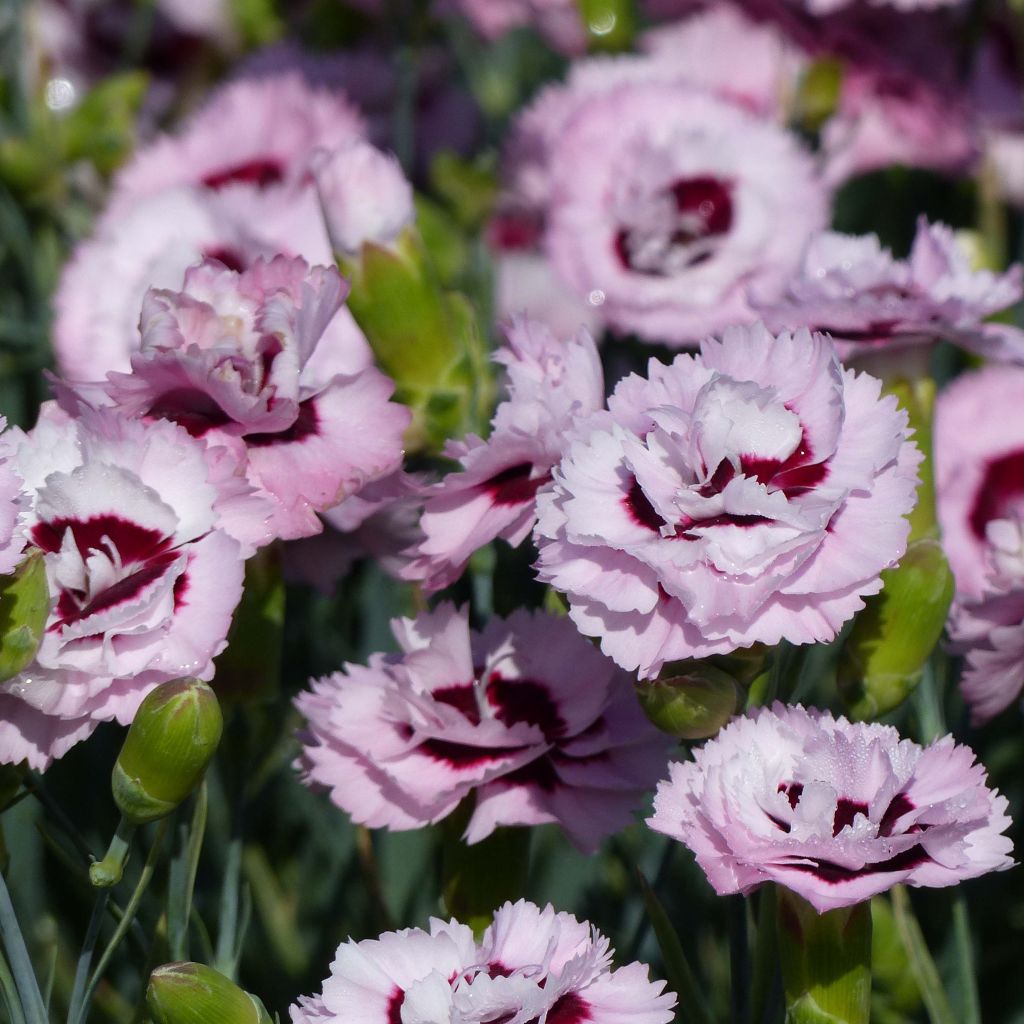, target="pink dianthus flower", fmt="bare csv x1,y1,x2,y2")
936,366,1024,722
289,899,675,1024
403,318,603,591
534,323,920,677
0,406,251,770
756,218,1024,363
74,256,410,542
295,604,671,852
649,703,1013,913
